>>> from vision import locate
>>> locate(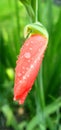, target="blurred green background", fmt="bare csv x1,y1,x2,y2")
0,0,61,130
